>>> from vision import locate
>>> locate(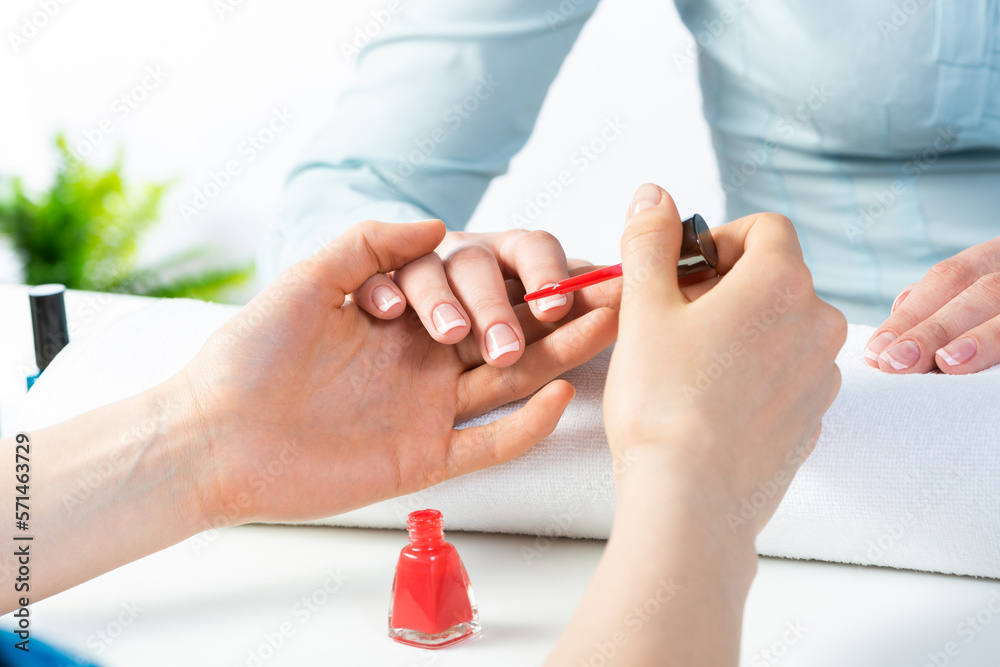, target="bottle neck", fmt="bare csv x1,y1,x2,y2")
407,509,446,549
